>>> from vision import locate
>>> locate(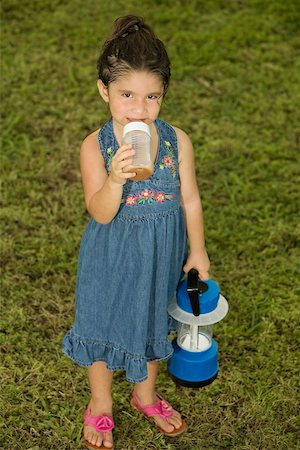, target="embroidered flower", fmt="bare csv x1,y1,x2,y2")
159,141,177,178
162,155,173,168
142,189,152,199
155,192,166,202
122,190,174,207
106,147,114,173
125,195,137,206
